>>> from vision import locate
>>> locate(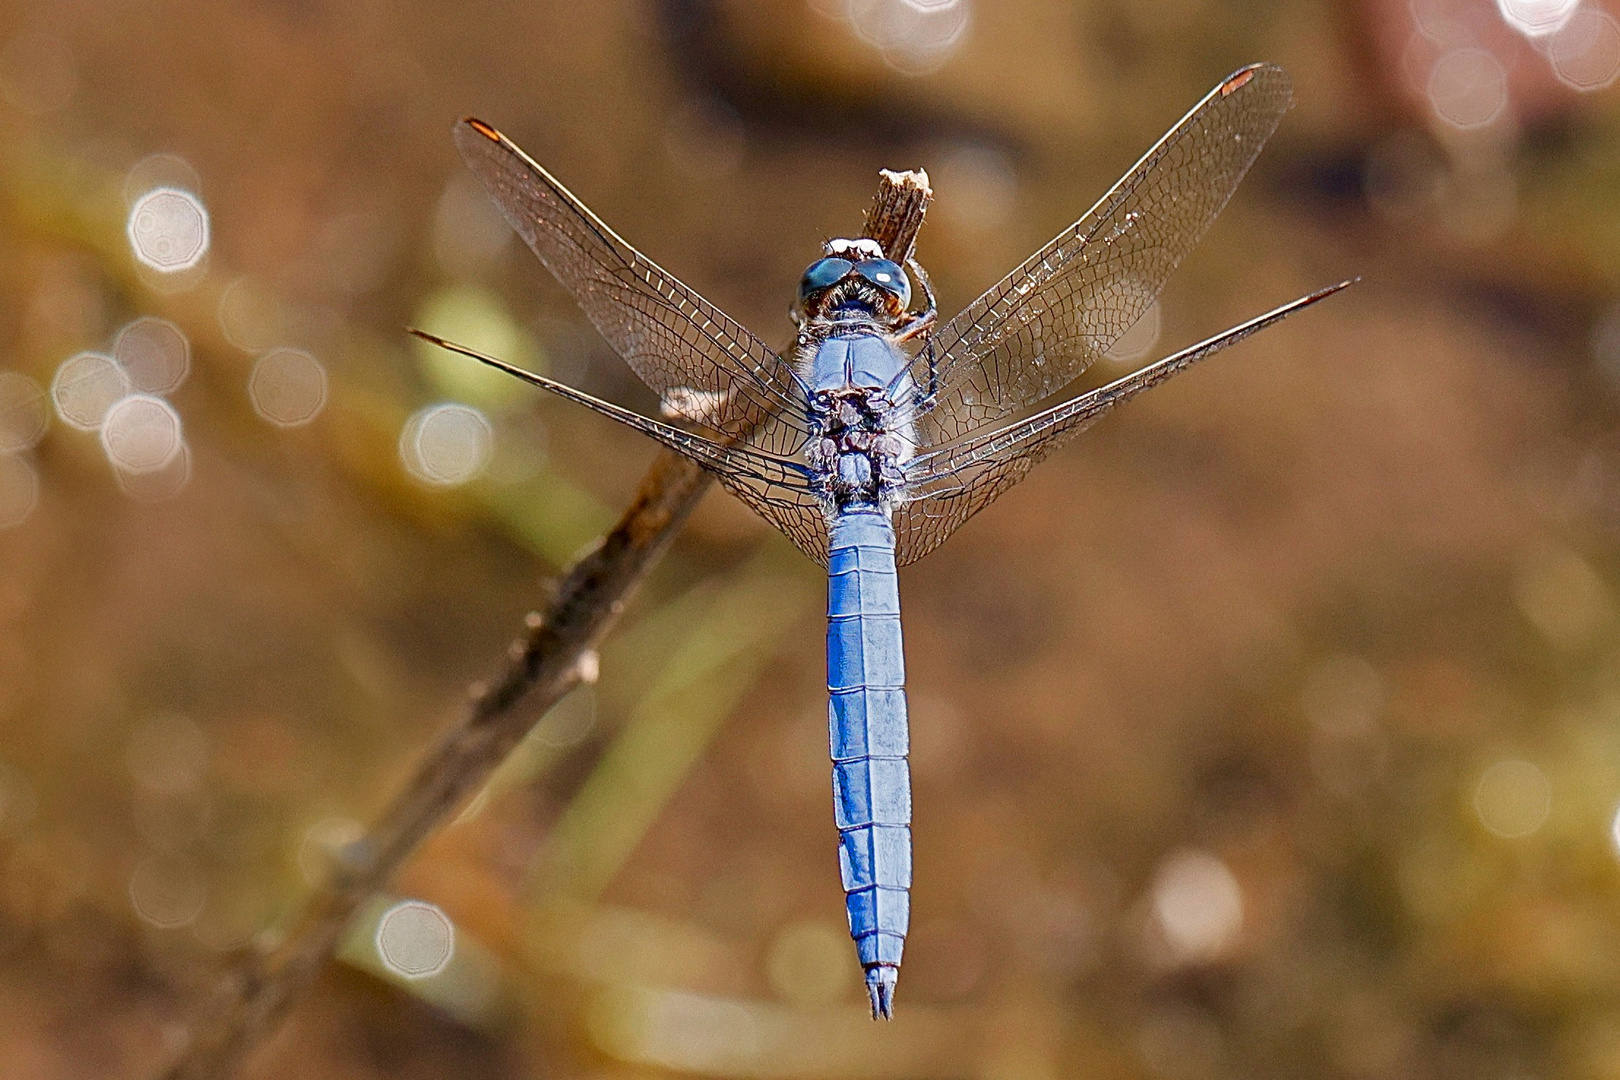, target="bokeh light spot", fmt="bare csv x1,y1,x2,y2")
127,188,209,272
0,371,49,452
122,154,202,209
1411,0,1494,45
765,919,853,1006
1496,0,1578,37
117,440,191,502
847,0,972,74
412,285,538,407
1473,759,1551,838
192,889,275,953
1083,277,1157,375
1549,8,1620,91
1301,653,1385,734
1513,544,1612,649
533,685,596,749
0,453,39,529
50,351,128,431
376,899,455,978
297,816,365,887
114,317,190,394
217,278,293,353
400,403,494,486
1105,300,1163,365
1150,850,1242,962
1427,48,1508,129
125,714,208,796
931,141,1016,234
129,857,206,929
486,411,549,486
101,395,183,474
249,348,328,427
